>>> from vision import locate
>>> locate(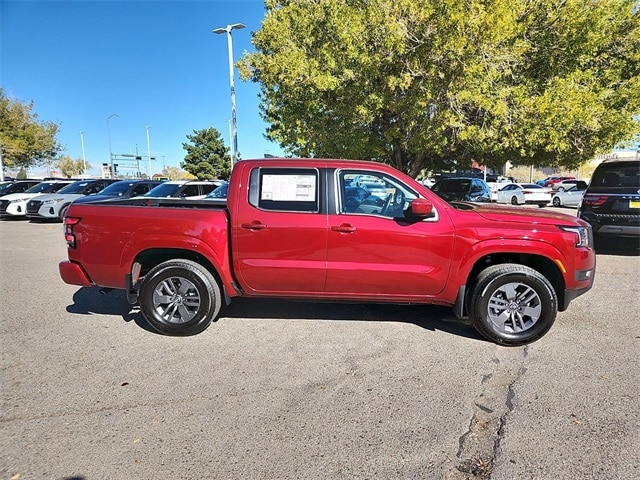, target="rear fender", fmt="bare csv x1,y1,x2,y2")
120,233,235,295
